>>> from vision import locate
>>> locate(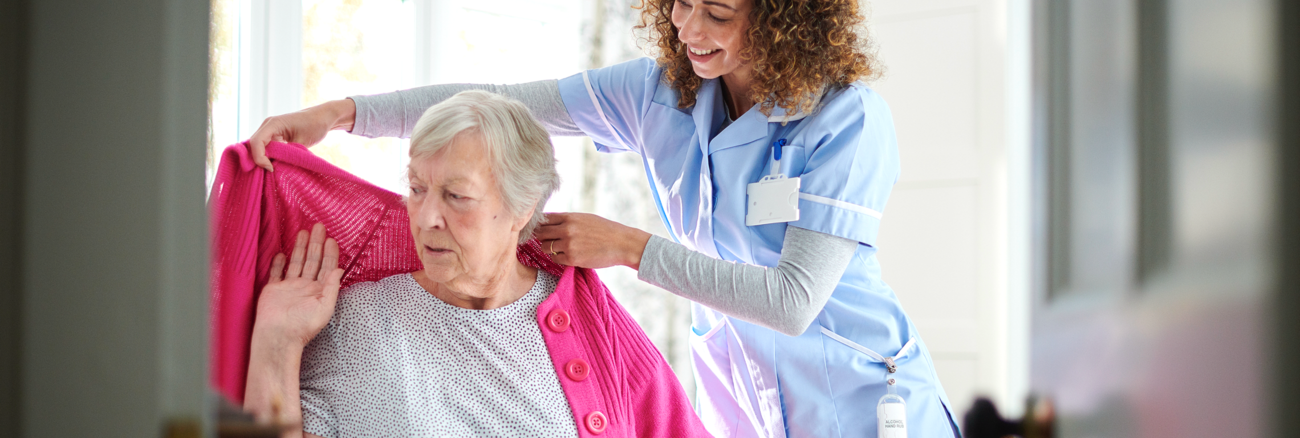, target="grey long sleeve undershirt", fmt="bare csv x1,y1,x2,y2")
638,227,858,337
350,80,583,138
350,82,859,337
